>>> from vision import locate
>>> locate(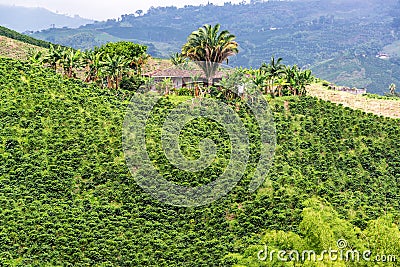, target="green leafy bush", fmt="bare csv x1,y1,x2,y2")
0,57,399,266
